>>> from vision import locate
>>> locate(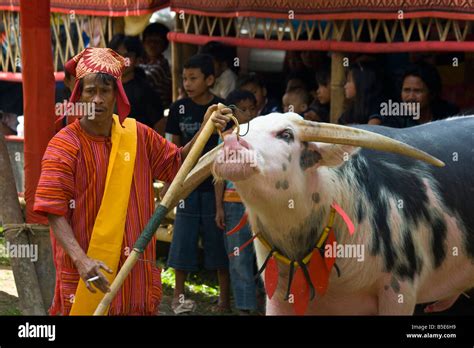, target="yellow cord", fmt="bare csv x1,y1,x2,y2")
217,114,240,141
256,206,337,268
